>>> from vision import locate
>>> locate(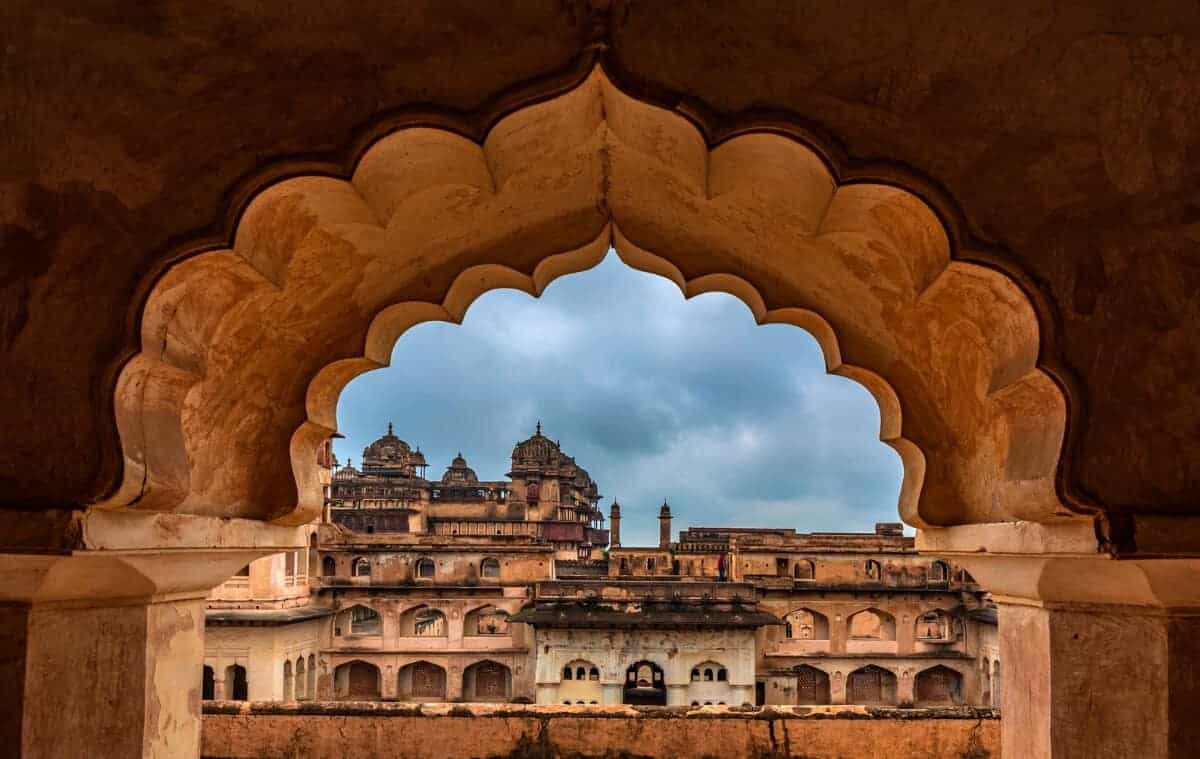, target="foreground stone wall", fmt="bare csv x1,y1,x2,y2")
202,702,998,759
